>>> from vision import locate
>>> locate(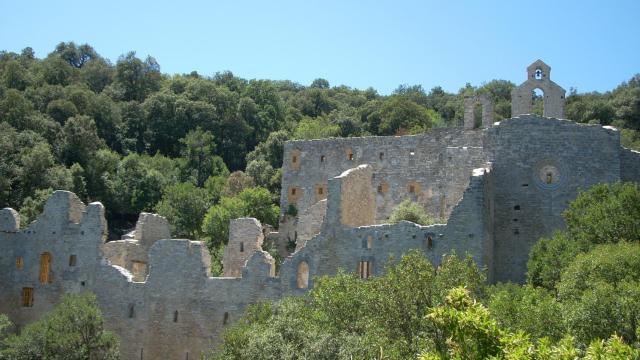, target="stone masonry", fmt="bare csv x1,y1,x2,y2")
1,61,640,359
